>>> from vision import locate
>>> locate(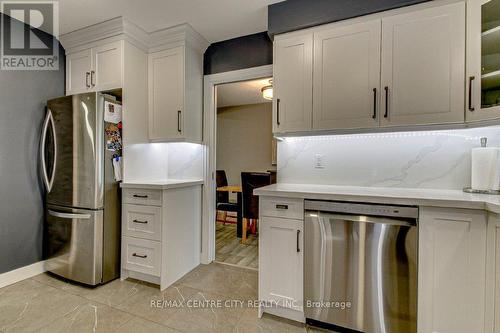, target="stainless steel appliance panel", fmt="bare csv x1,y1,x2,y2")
305,203,417,333
45,93,104,209
44,204,103,285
